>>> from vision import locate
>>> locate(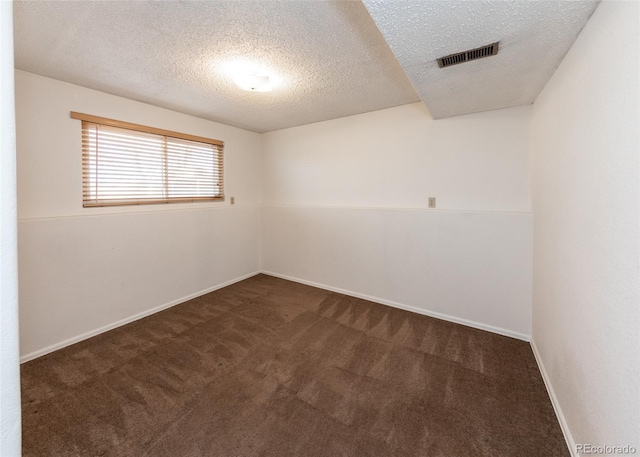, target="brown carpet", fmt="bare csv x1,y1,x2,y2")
21,274,568,457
